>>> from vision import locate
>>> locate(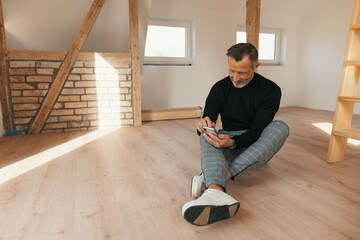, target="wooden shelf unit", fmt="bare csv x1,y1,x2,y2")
327,0,360,163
